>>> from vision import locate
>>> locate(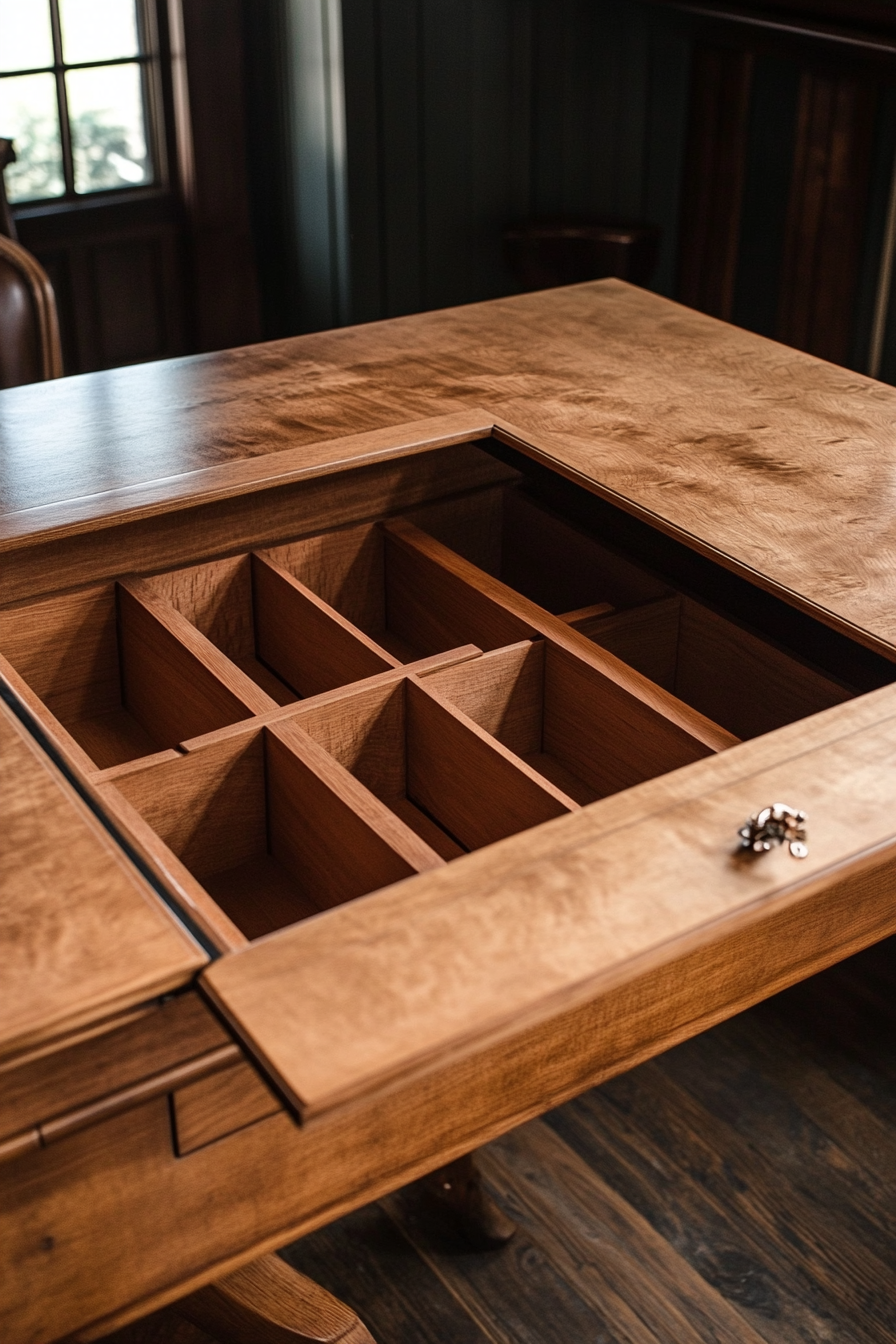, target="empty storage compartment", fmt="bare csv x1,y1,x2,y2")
261,519,534,664
409,484,672,618
283,670,579,860
586,594,854,740
418,638,679,805
141,551,400,704
408,482,855,740
0,580,270,770
106,721,446,940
